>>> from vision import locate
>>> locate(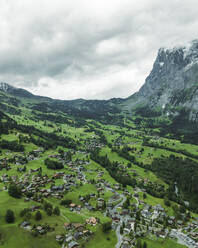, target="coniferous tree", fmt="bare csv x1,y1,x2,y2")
5,209,15,223
53,206,60,216
35,211,42,221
